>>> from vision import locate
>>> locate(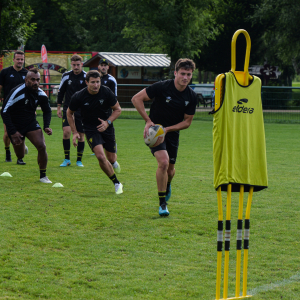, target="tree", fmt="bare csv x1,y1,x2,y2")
0,0,35,55
195,0,264,76
25,0,86,51
113,0,220,70
251,0,300,75
74,0,137,52
25,0,137,53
